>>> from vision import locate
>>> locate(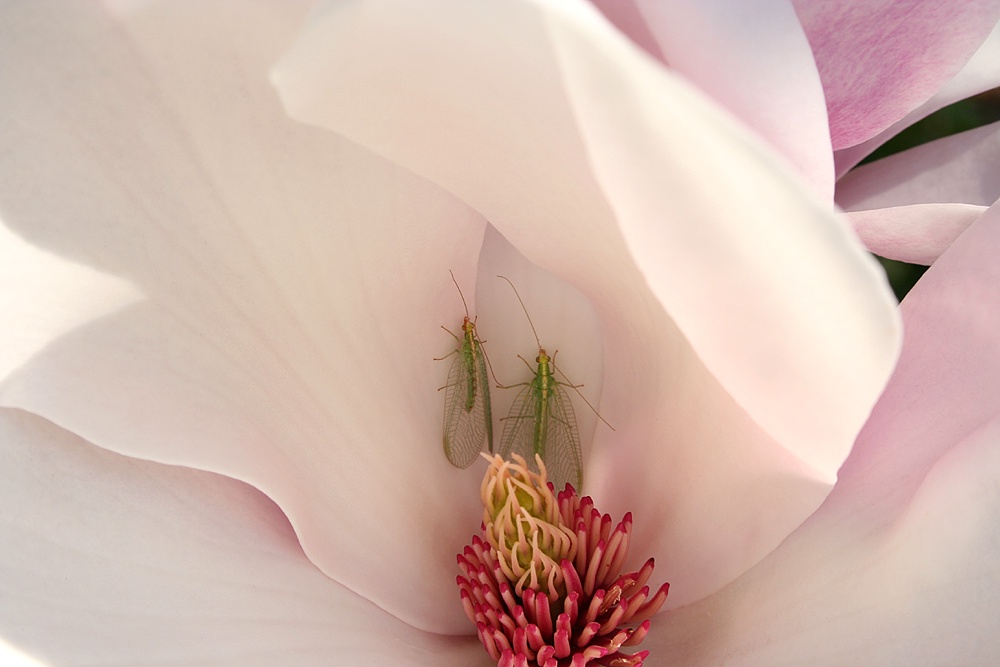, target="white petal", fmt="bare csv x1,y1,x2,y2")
0,221,141,381
274,0,901,608
0,1,492,633
0,409,482,666
650,201,1000,665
